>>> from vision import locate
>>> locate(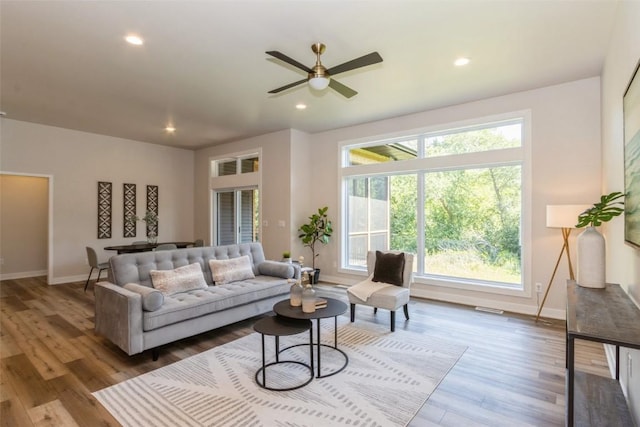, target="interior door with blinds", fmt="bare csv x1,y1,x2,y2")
215,188,259,246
